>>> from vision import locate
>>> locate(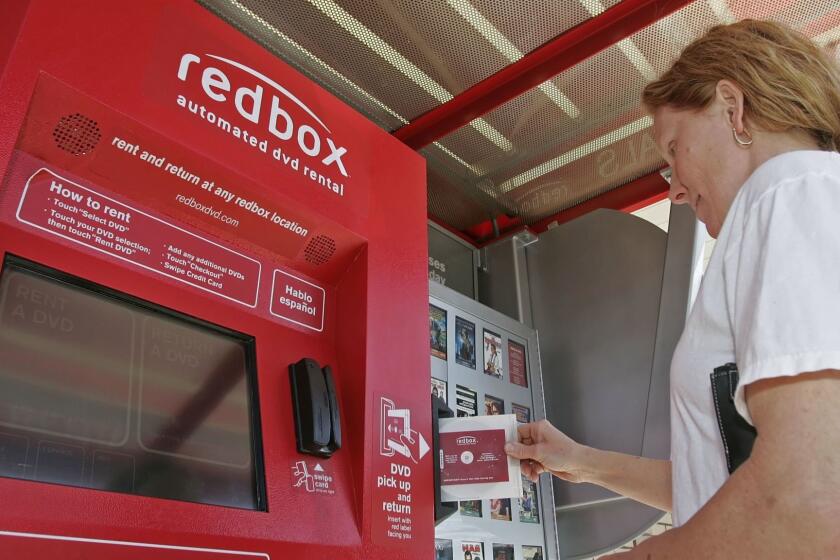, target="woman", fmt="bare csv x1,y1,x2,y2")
506,20,840,558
